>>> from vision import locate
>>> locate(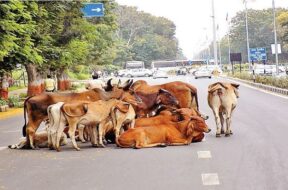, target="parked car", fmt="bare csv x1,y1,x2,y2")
153,70,168,79
194,67,212,79
176,67,188,75
116,69,128,77
125,68,153,78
